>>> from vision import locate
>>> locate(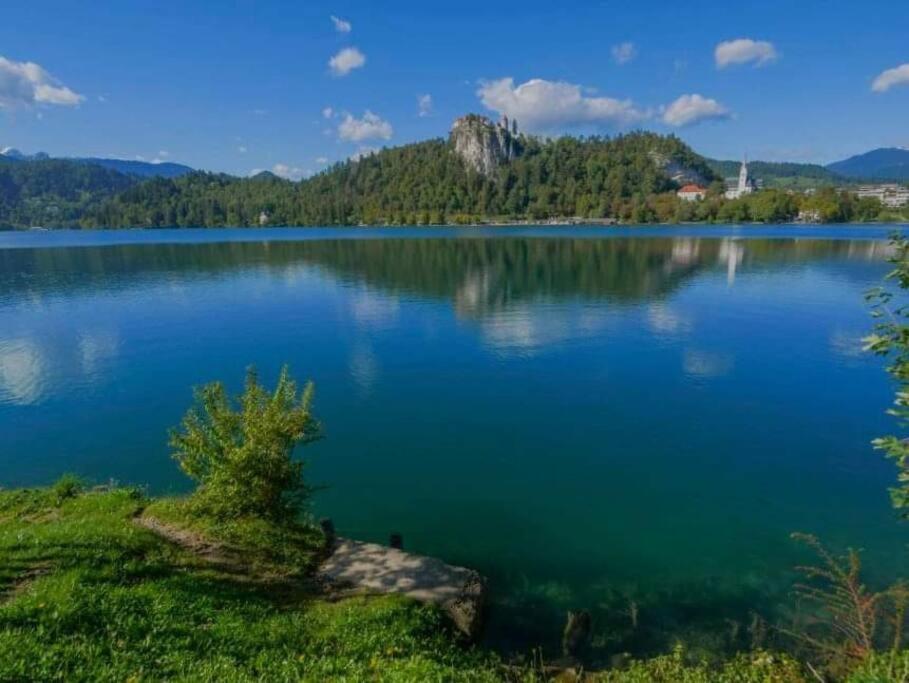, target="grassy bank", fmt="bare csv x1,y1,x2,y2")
3,482,906,681
0,484,499,681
